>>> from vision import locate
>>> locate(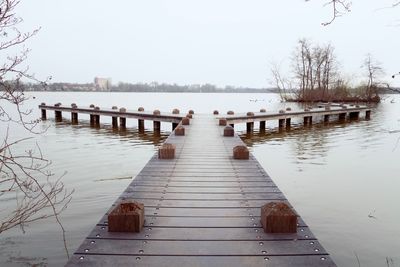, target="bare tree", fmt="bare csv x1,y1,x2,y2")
0,0,73,258
361,53,385,100
270,62,294,101
291,39,339,101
